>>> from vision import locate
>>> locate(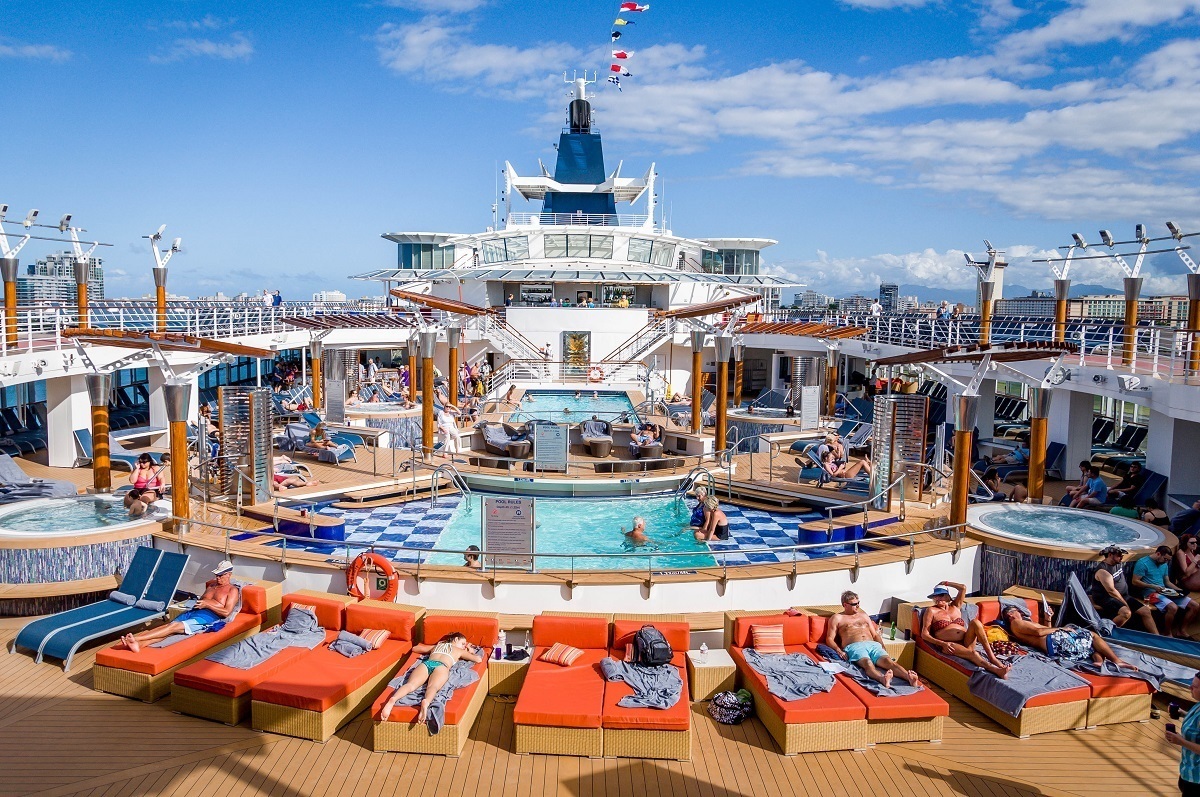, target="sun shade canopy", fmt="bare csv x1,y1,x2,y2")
733,320,870,339
653,294,761,319
282,314,418,331
389,289,494,317
872,340,1077,367
63,328,275,358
